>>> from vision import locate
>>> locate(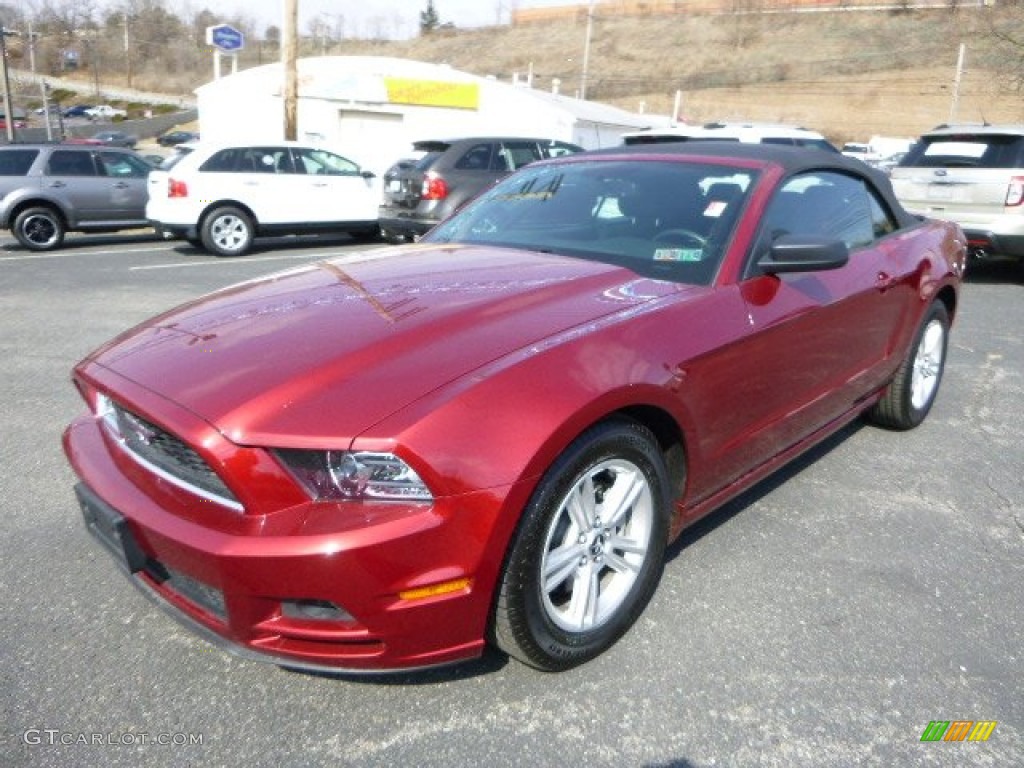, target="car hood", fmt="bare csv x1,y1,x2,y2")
84,244,682,446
